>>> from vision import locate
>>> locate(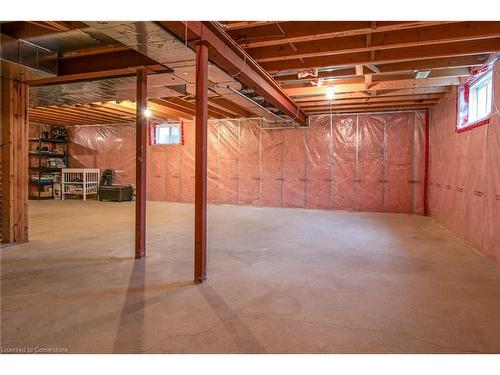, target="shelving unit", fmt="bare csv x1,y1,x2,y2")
28,129,69,200
62,169,100,201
